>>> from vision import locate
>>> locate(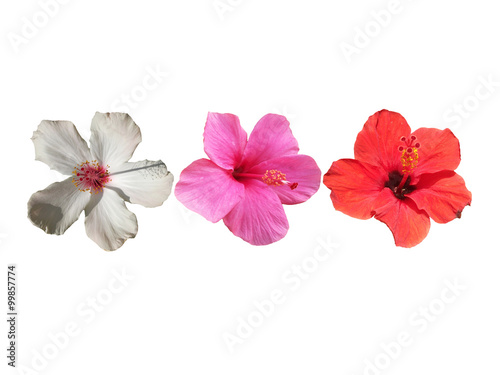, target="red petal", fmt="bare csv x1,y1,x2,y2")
323,159,386,219
408,171,472,223
354,110,411,172
411,128,461,178
203,112,247,170
373,189,431,248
